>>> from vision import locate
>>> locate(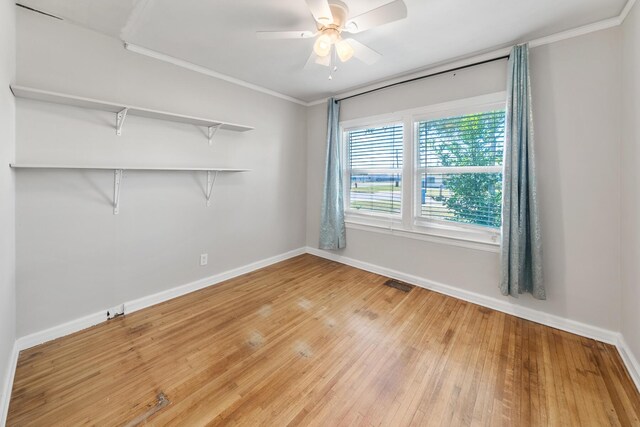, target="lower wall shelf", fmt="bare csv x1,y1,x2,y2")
9,163,250,214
